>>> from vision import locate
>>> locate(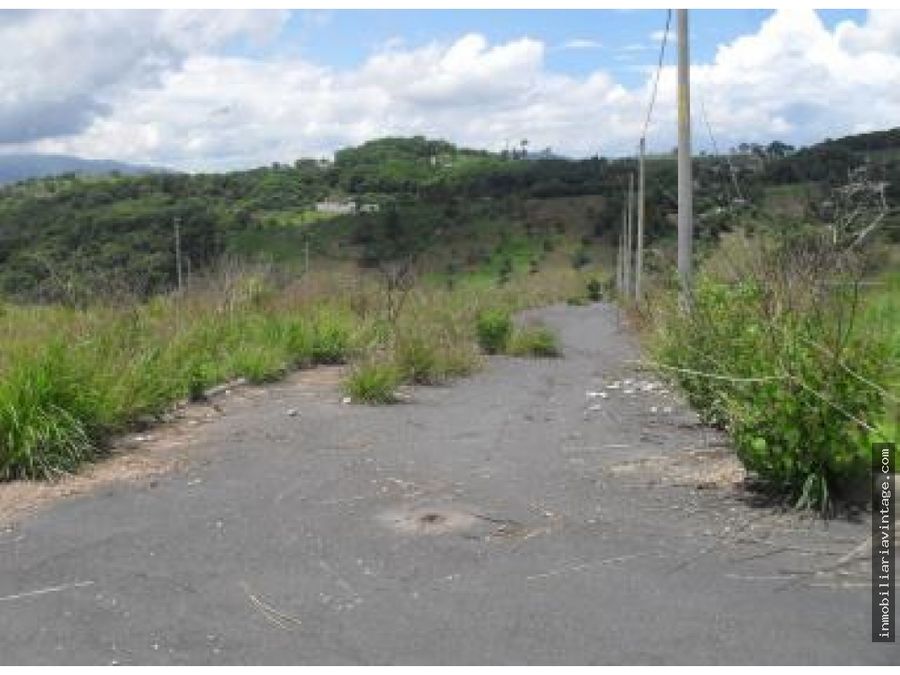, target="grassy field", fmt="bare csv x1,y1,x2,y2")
0,263,589,479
